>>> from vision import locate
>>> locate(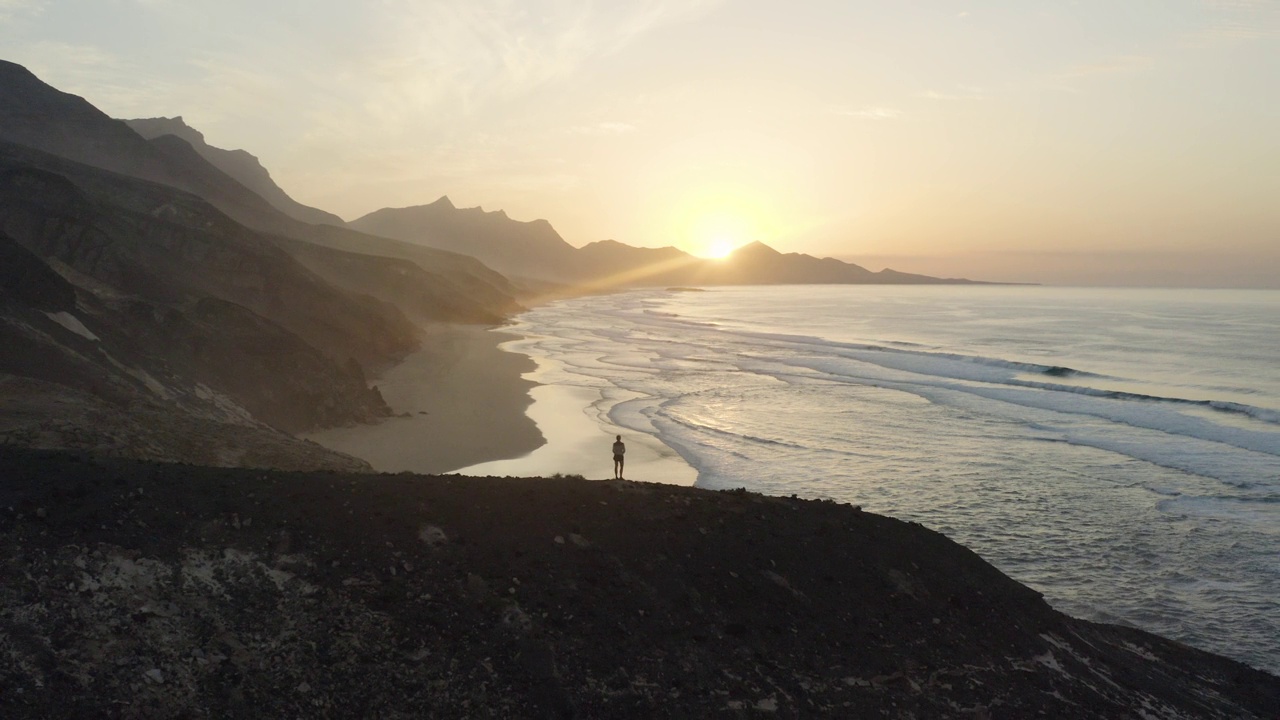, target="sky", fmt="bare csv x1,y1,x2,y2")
3,0,1278,286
